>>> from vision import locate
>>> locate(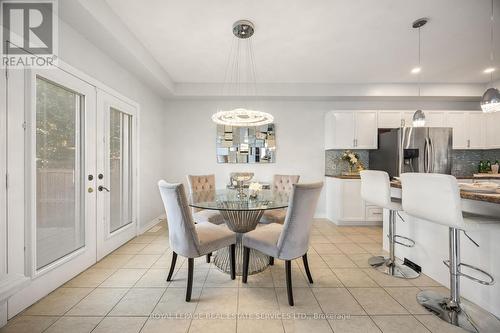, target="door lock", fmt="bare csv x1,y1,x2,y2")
88,187,94,193
98,185,110,192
